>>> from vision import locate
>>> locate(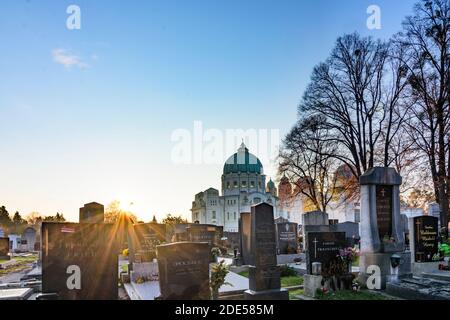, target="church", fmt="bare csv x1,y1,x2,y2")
190,143,302,232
